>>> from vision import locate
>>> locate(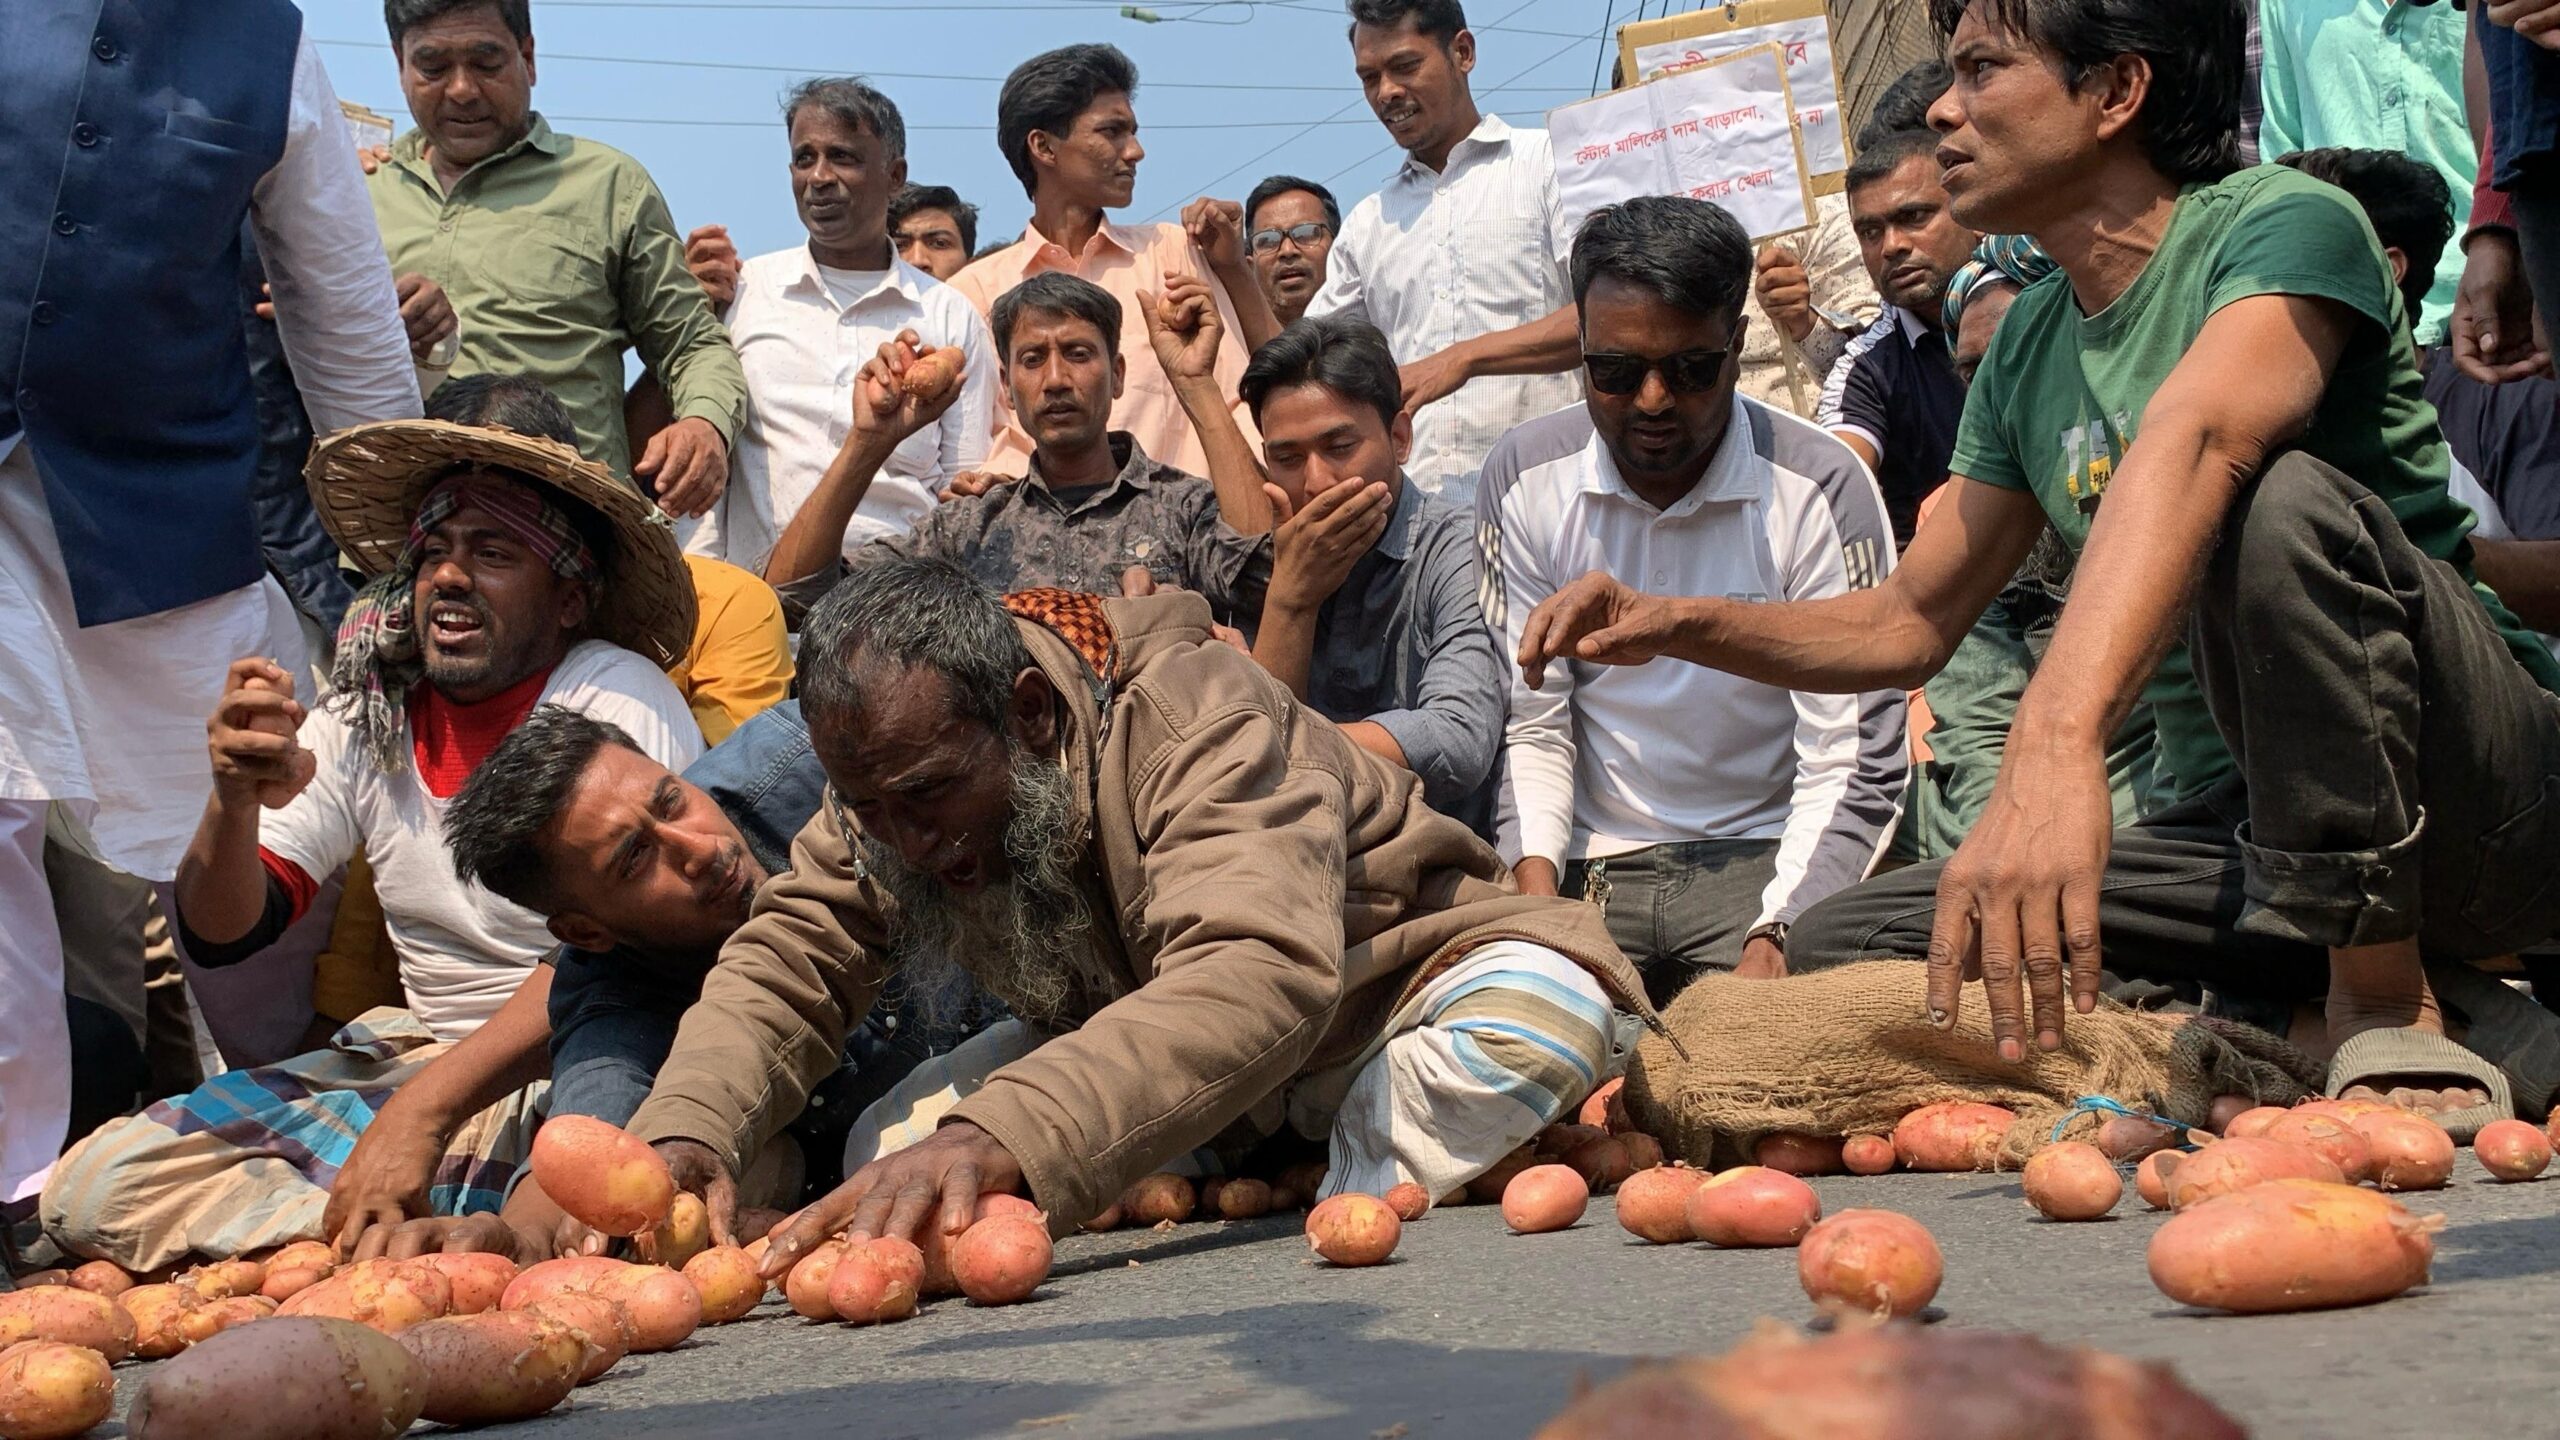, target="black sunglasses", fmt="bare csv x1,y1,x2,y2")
1249,222,1332,255
1582,347,1730,396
